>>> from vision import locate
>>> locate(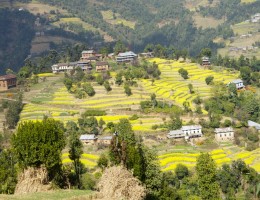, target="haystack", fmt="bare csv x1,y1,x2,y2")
97,166,146,200
15,166,52,194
